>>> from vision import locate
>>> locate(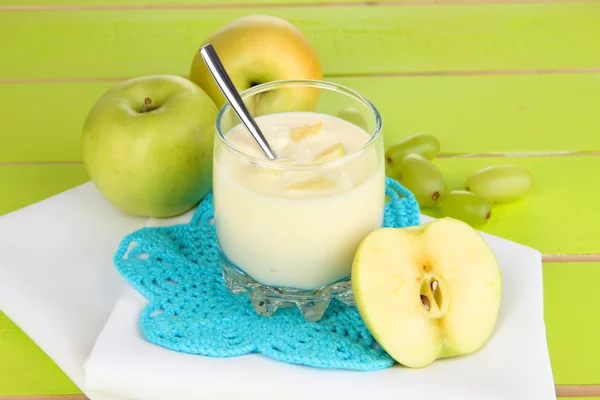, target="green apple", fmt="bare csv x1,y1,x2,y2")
81,74,218,218
189,15,323,115
352,217,502,368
